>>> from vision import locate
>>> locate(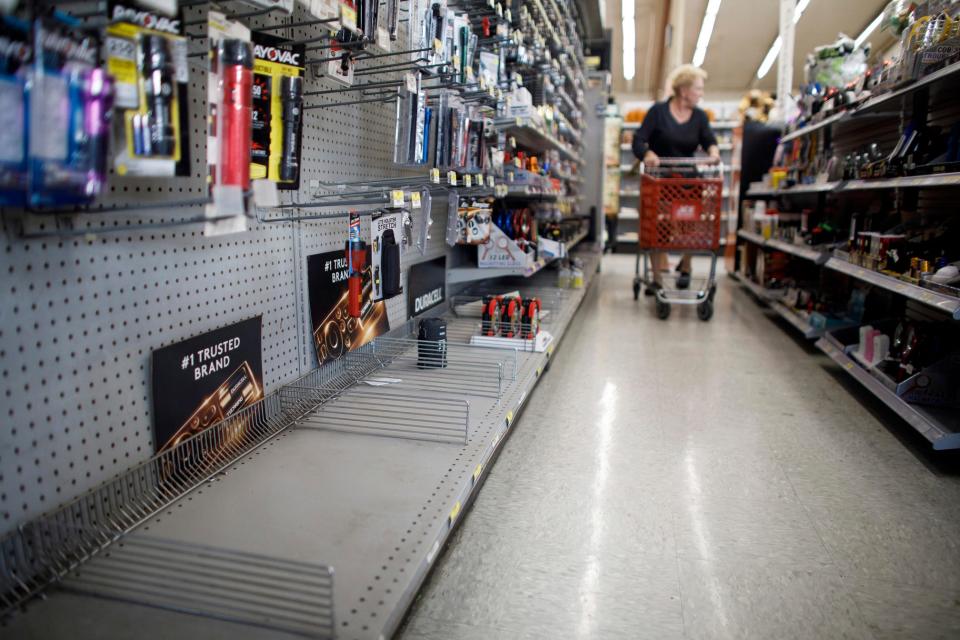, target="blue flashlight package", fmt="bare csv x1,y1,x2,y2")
27,14,105,207
0,16,30,206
